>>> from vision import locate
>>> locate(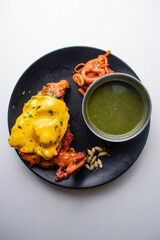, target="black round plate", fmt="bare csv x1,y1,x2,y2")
8,46,150,189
